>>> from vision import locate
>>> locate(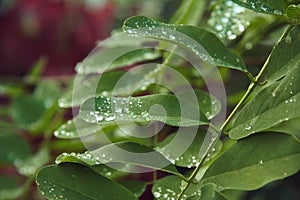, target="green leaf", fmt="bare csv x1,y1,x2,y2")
152,175,201,199
123,16,247,72
0,132,31,165
155,129,222,168
118,180,146,197
36,163,137,200
229,63,300,139
0,175,23,200
231,0,284,15
15,147,49,176
201,133,300,191
91,142,180,175
80,91,209,127
265,26,300,82
11,95,47,131
170,0,206,25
